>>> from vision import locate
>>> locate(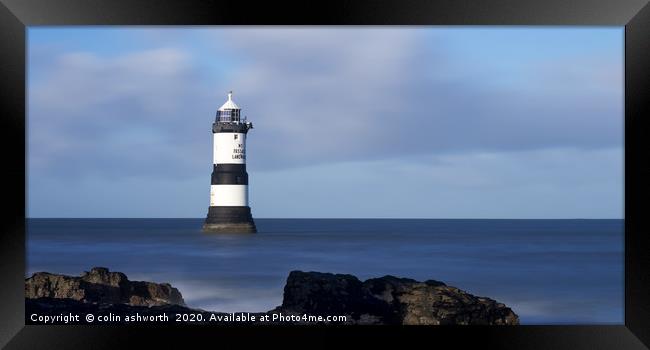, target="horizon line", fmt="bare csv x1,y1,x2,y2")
25,217,624,220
